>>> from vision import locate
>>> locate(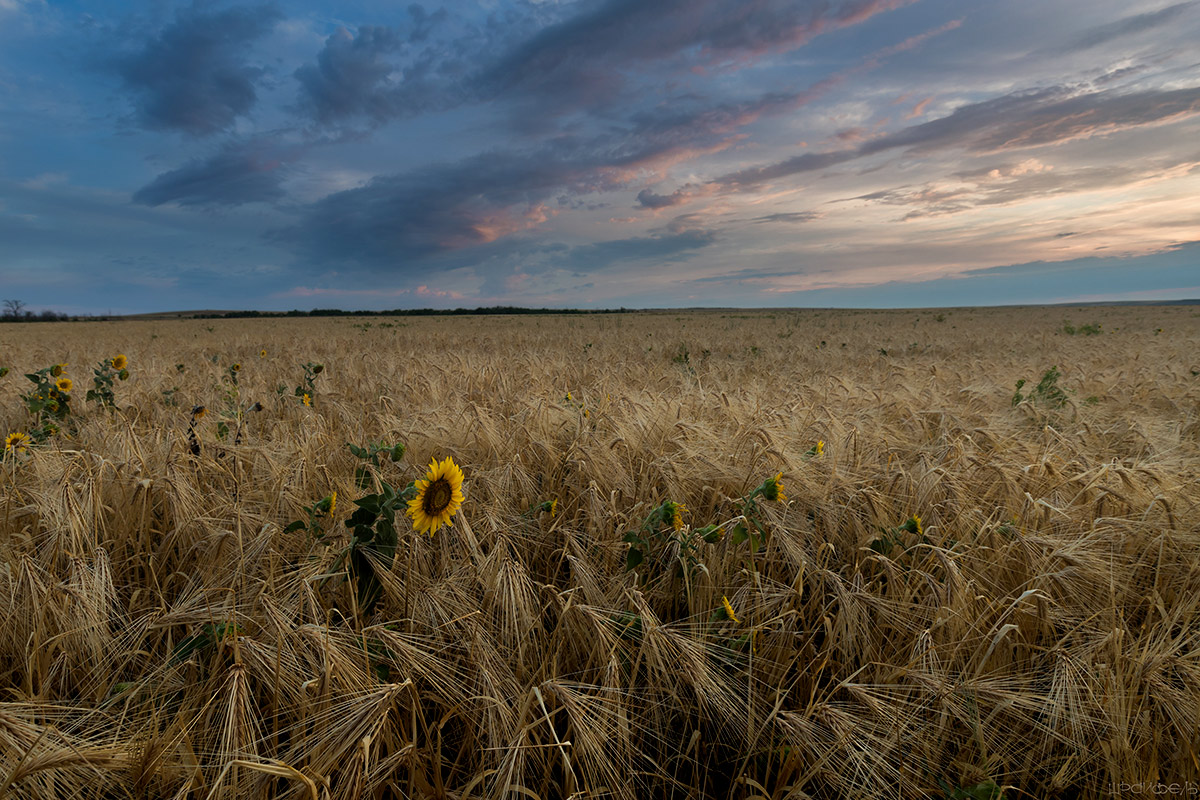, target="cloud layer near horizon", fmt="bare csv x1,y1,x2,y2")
1,0,1199,313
